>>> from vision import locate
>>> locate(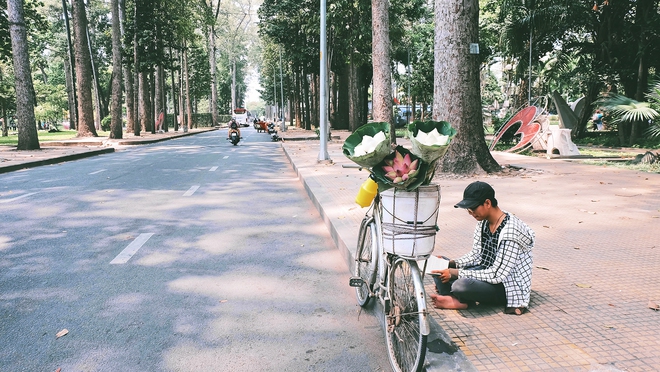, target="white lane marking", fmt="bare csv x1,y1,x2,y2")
110,233,154,264
223,156,229,159
89,169,107,175
209,166,218,172
0,192,39,203
183,185,200,196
